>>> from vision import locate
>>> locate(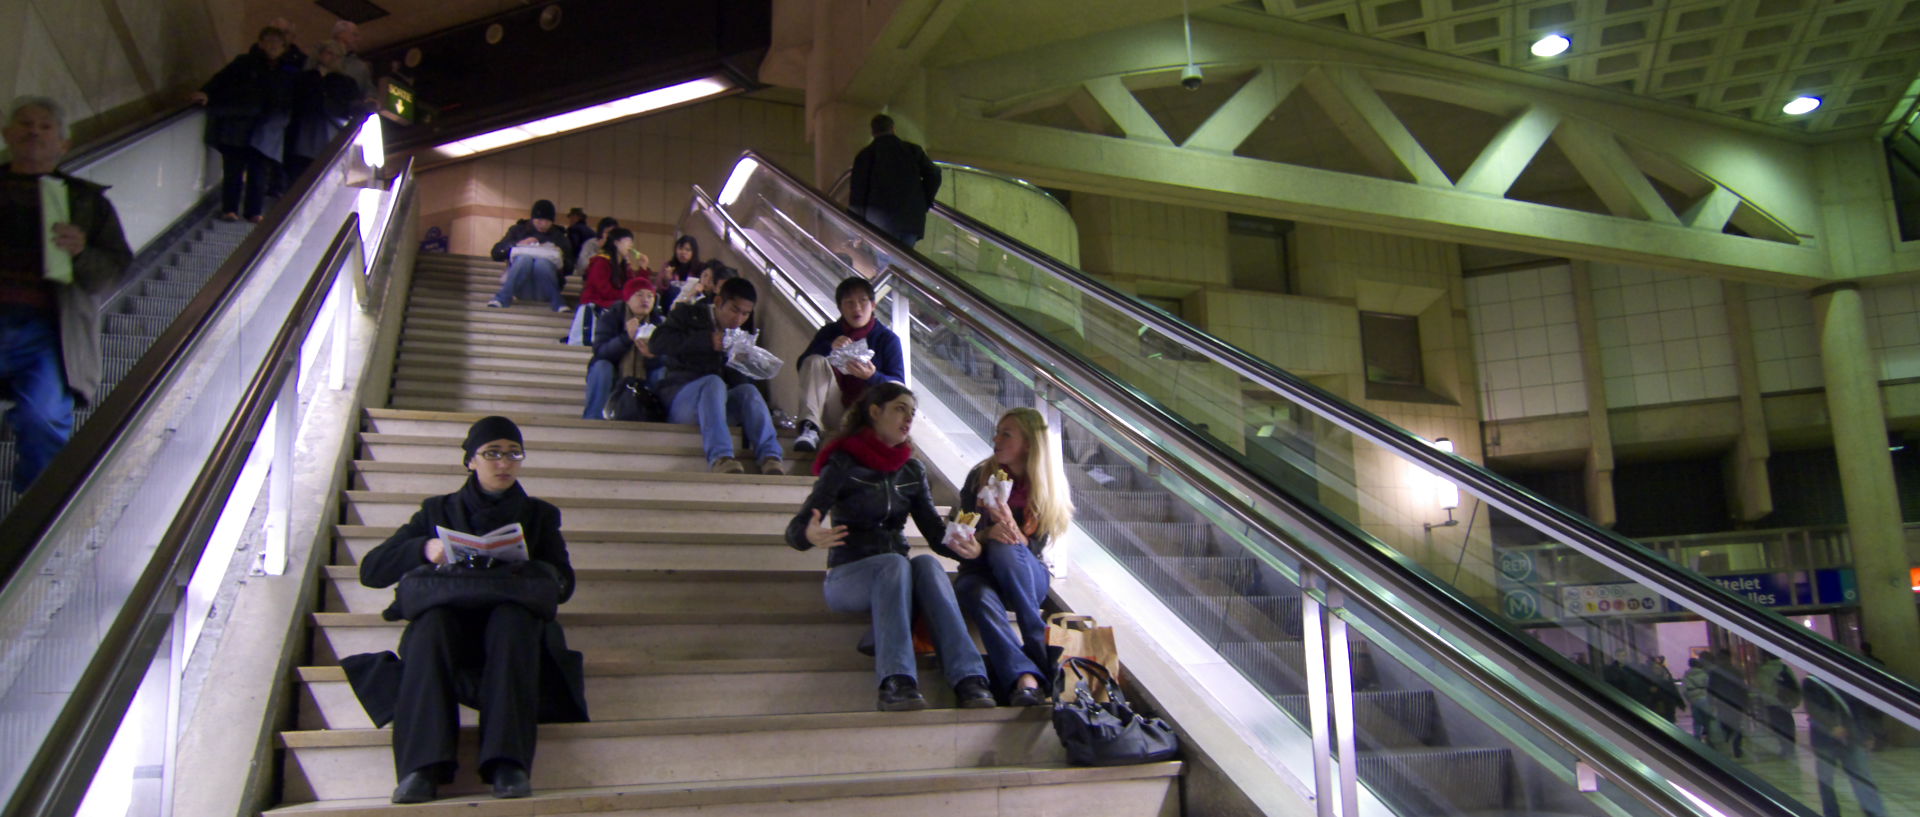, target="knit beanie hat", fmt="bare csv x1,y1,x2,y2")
462,415,523,462
531,199,556,220
621,276,656,300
